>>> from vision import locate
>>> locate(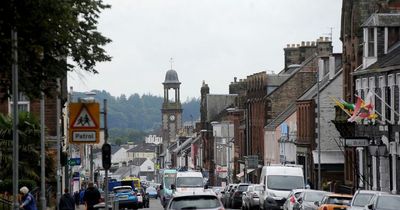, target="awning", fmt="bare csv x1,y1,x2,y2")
312,150,344,164
246,169,255,174
236,171,244,177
